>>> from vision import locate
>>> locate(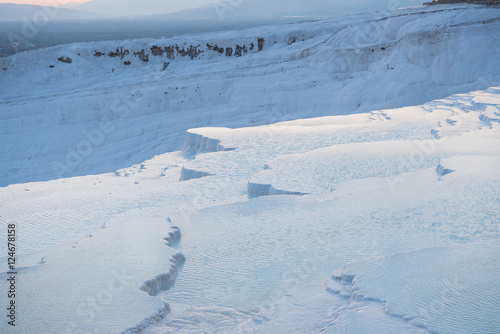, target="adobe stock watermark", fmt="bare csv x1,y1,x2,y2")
51,120,115,178
51,62,167,179
176,103,289,223
235,230,340,334
63,268,135,333
6,0,66,56
385,137,444,192
403,276,468,330
212,0,243,20
384,76,499,193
